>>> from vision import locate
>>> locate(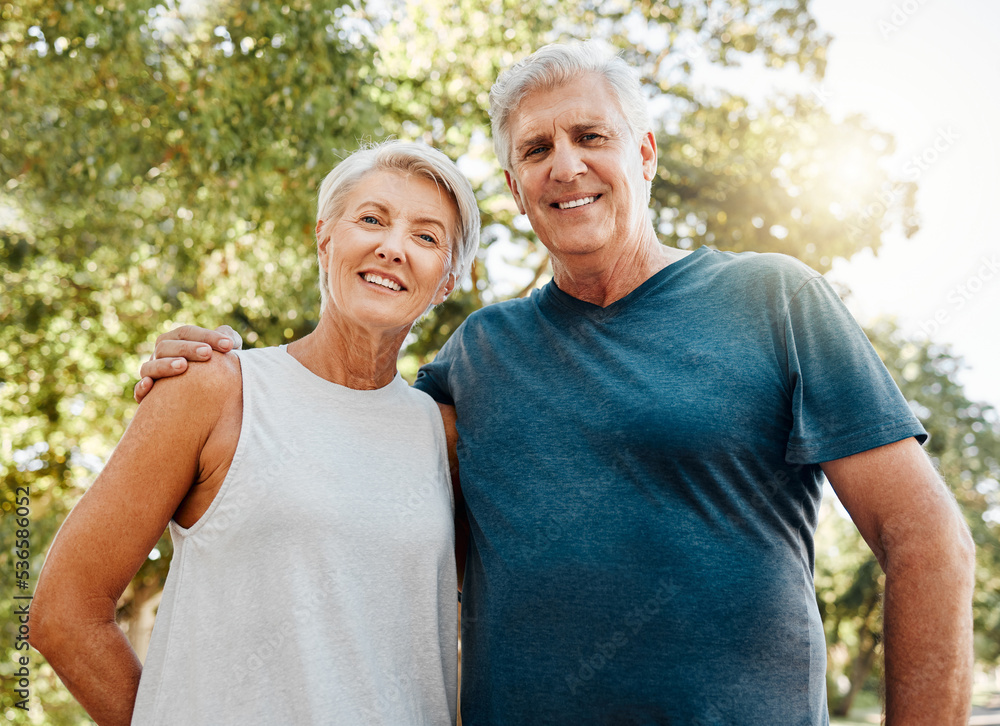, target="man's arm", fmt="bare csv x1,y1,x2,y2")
31,357,237,725
133,324,241,402
821,436,975,725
